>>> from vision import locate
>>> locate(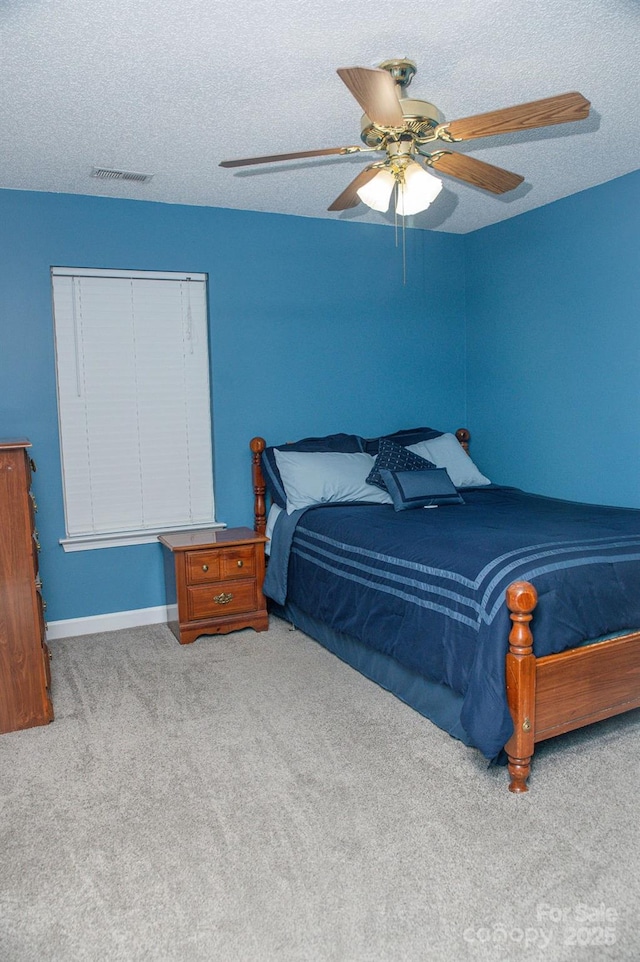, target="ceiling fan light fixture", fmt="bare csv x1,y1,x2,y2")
356,167,396,212
395,161,442,216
